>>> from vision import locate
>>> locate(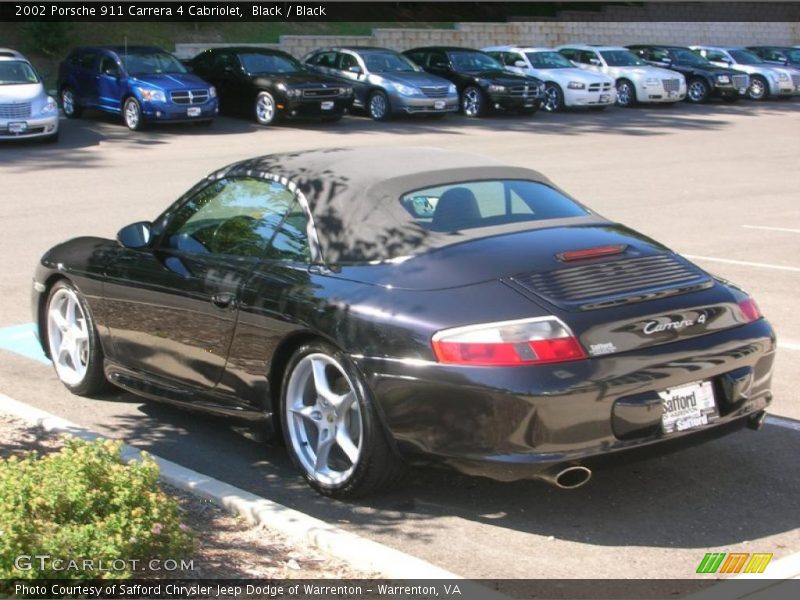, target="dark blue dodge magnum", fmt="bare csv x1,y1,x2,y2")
58,46,218,130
